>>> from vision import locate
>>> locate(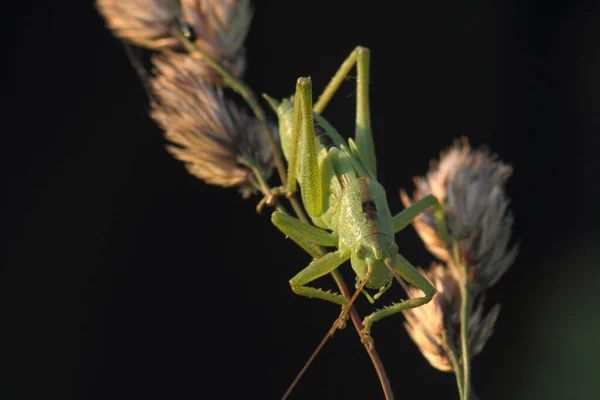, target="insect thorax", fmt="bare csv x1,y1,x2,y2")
334,177,393,249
